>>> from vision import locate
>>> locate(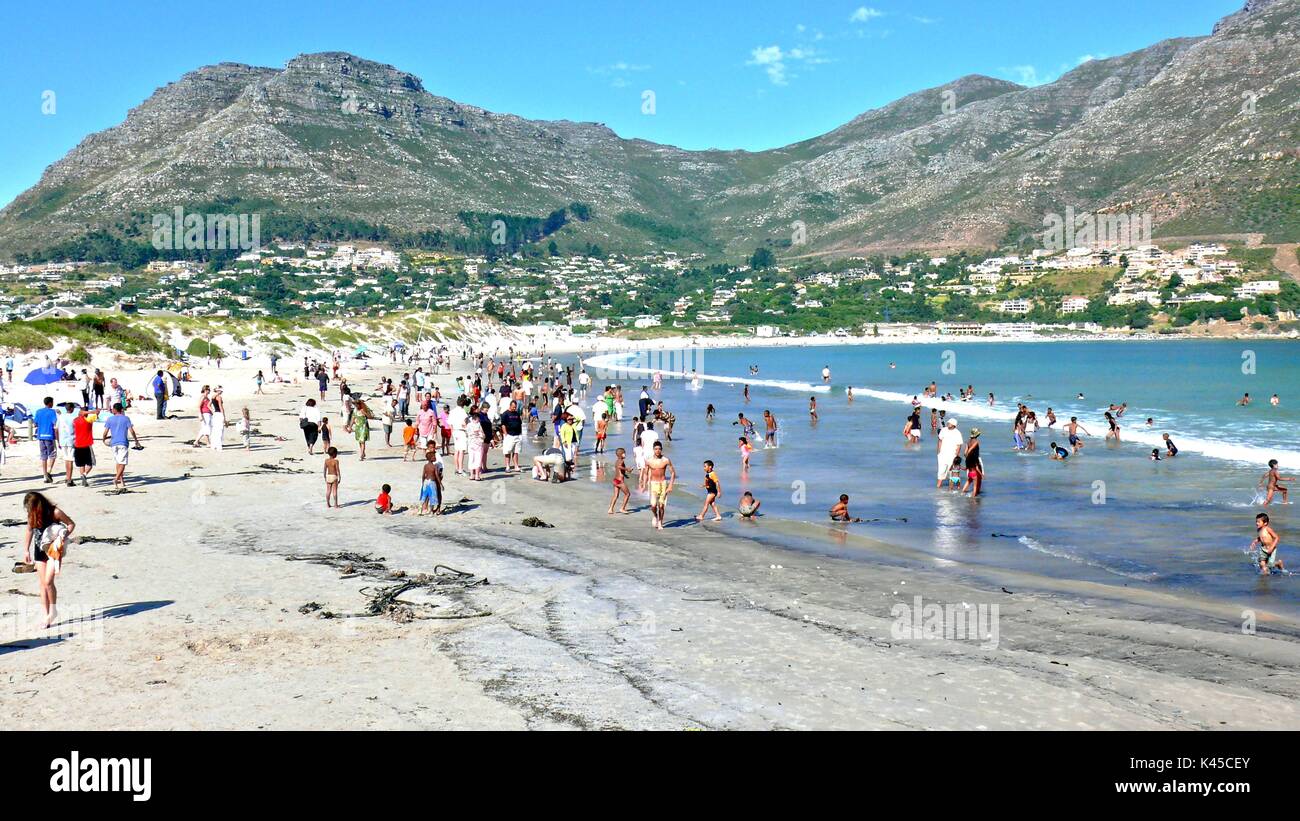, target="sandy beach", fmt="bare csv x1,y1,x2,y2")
2,350,1299,731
